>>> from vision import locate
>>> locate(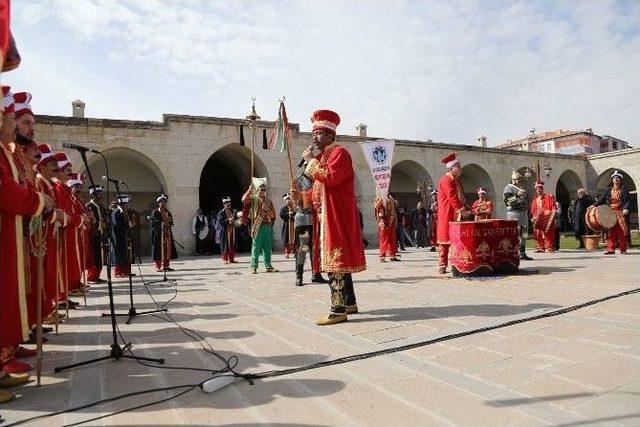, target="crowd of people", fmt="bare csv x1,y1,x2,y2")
0,79,178,403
